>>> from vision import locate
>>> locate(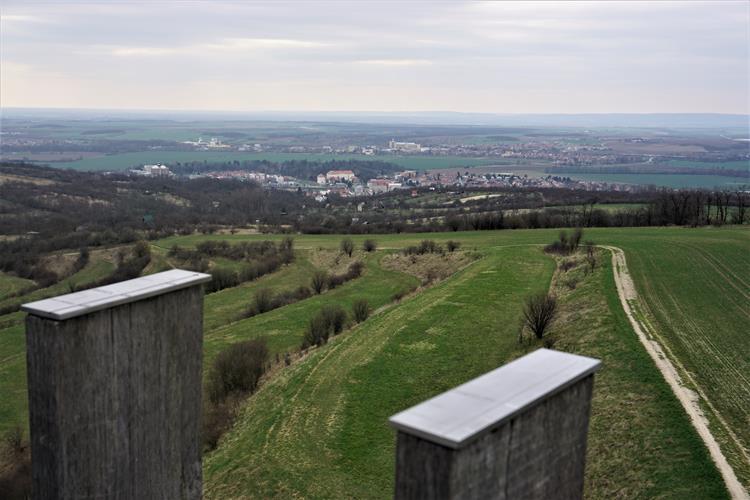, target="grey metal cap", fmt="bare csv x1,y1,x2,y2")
389,348,601,449
21,269,212,320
